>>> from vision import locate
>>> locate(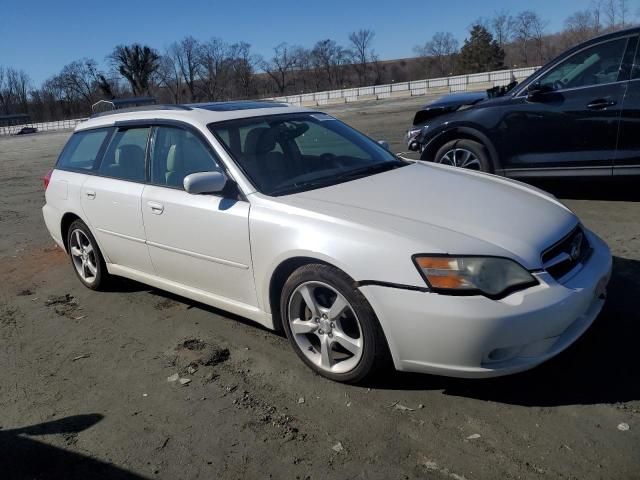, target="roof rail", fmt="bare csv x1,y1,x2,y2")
90,104,193,118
